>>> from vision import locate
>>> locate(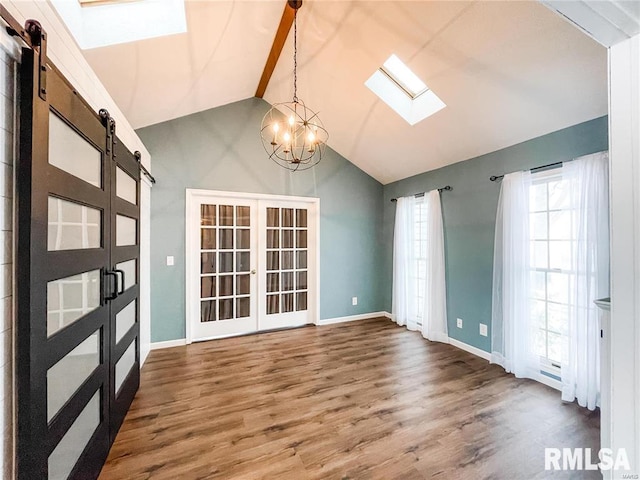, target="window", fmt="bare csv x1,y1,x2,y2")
365,55,446,126
529,169,573,376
